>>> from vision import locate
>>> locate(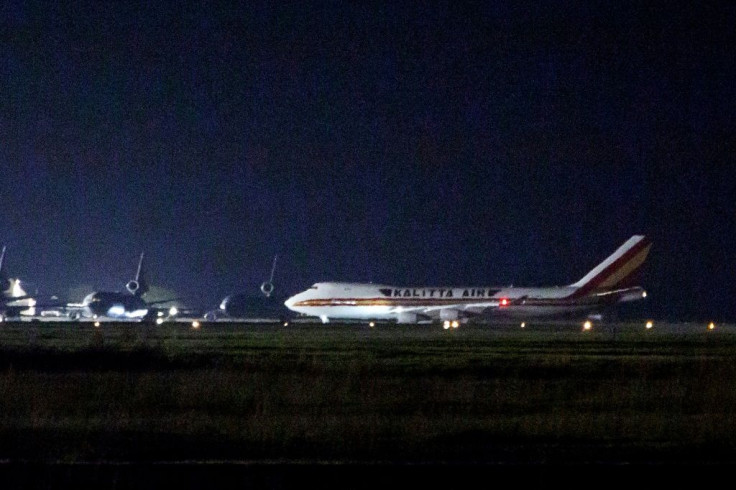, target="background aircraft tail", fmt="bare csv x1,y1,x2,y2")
260,255,278,297
569,235,652,296
1,244,12,298
0,245,30,301
125,252,149,297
